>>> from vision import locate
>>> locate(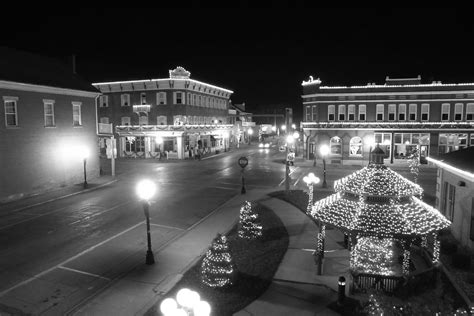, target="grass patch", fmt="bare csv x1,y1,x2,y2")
155,202,289,316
